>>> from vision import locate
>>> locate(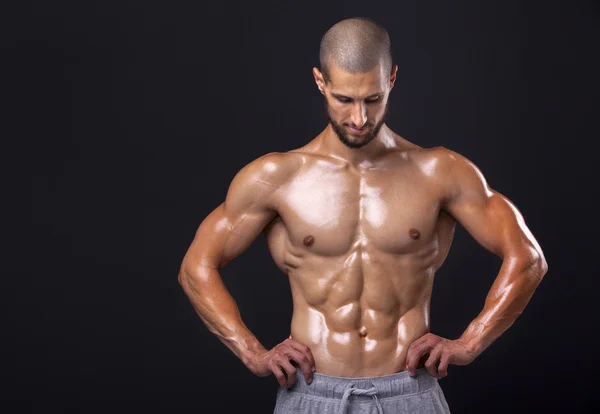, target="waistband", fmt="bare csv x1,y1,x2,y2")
287,367,438,400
